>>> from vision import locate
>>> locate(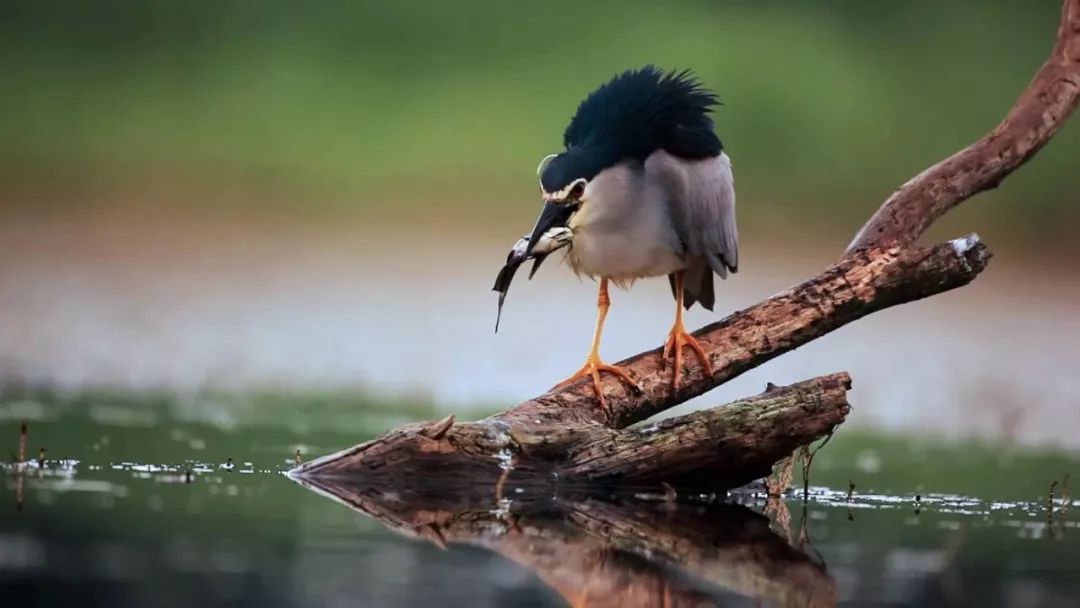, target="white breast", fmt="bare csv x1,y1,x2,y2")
566,162,685,281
